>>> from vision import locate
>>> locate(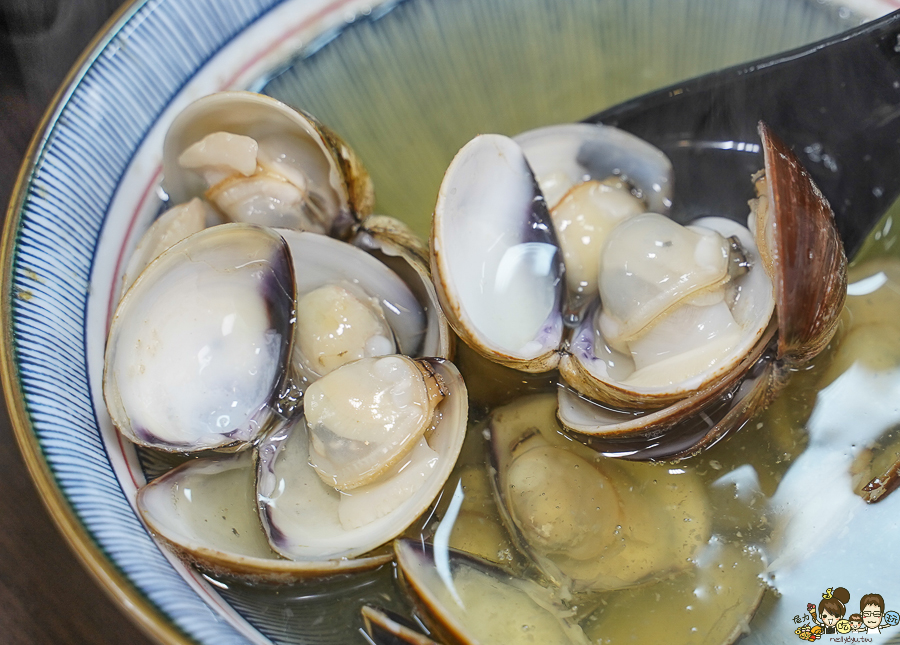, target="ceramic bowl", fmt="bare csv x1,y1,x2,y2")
1,1,889,643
